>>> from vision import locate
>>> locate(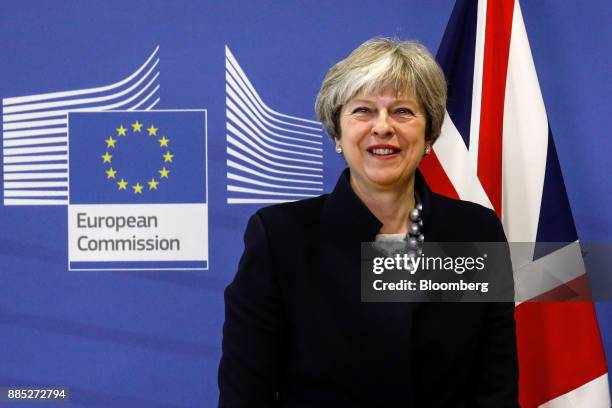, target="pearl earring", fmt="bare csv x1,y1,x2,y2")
335,145,343,154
